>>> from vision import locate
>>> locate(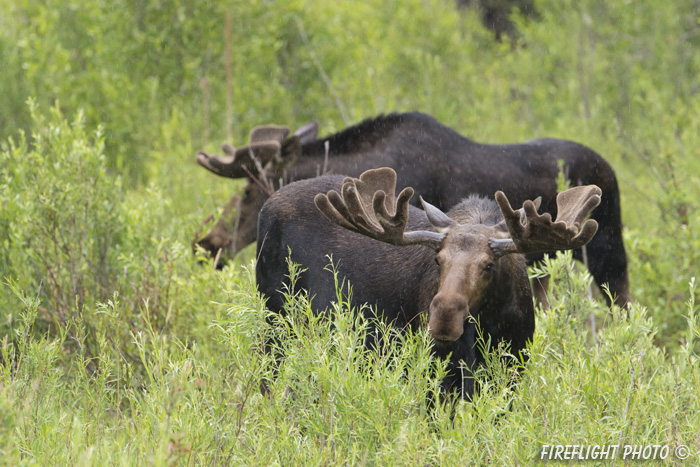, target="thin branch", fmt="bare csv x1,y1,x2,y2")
225,11,234,141
241,166,272,197
231,201,243,255
213,248,222,270
255,232,268,265
294,16,350,125
322,140,329,175
249,148,274,194
200,77,211,146
617,348,647,448
577,31,590,121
